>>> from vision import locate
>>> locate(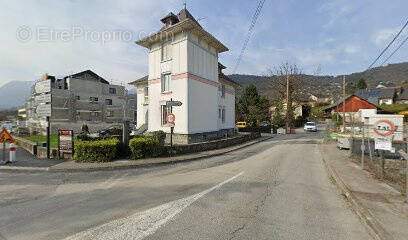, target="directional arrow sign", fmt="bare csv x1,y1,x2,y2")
166,101,182,107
